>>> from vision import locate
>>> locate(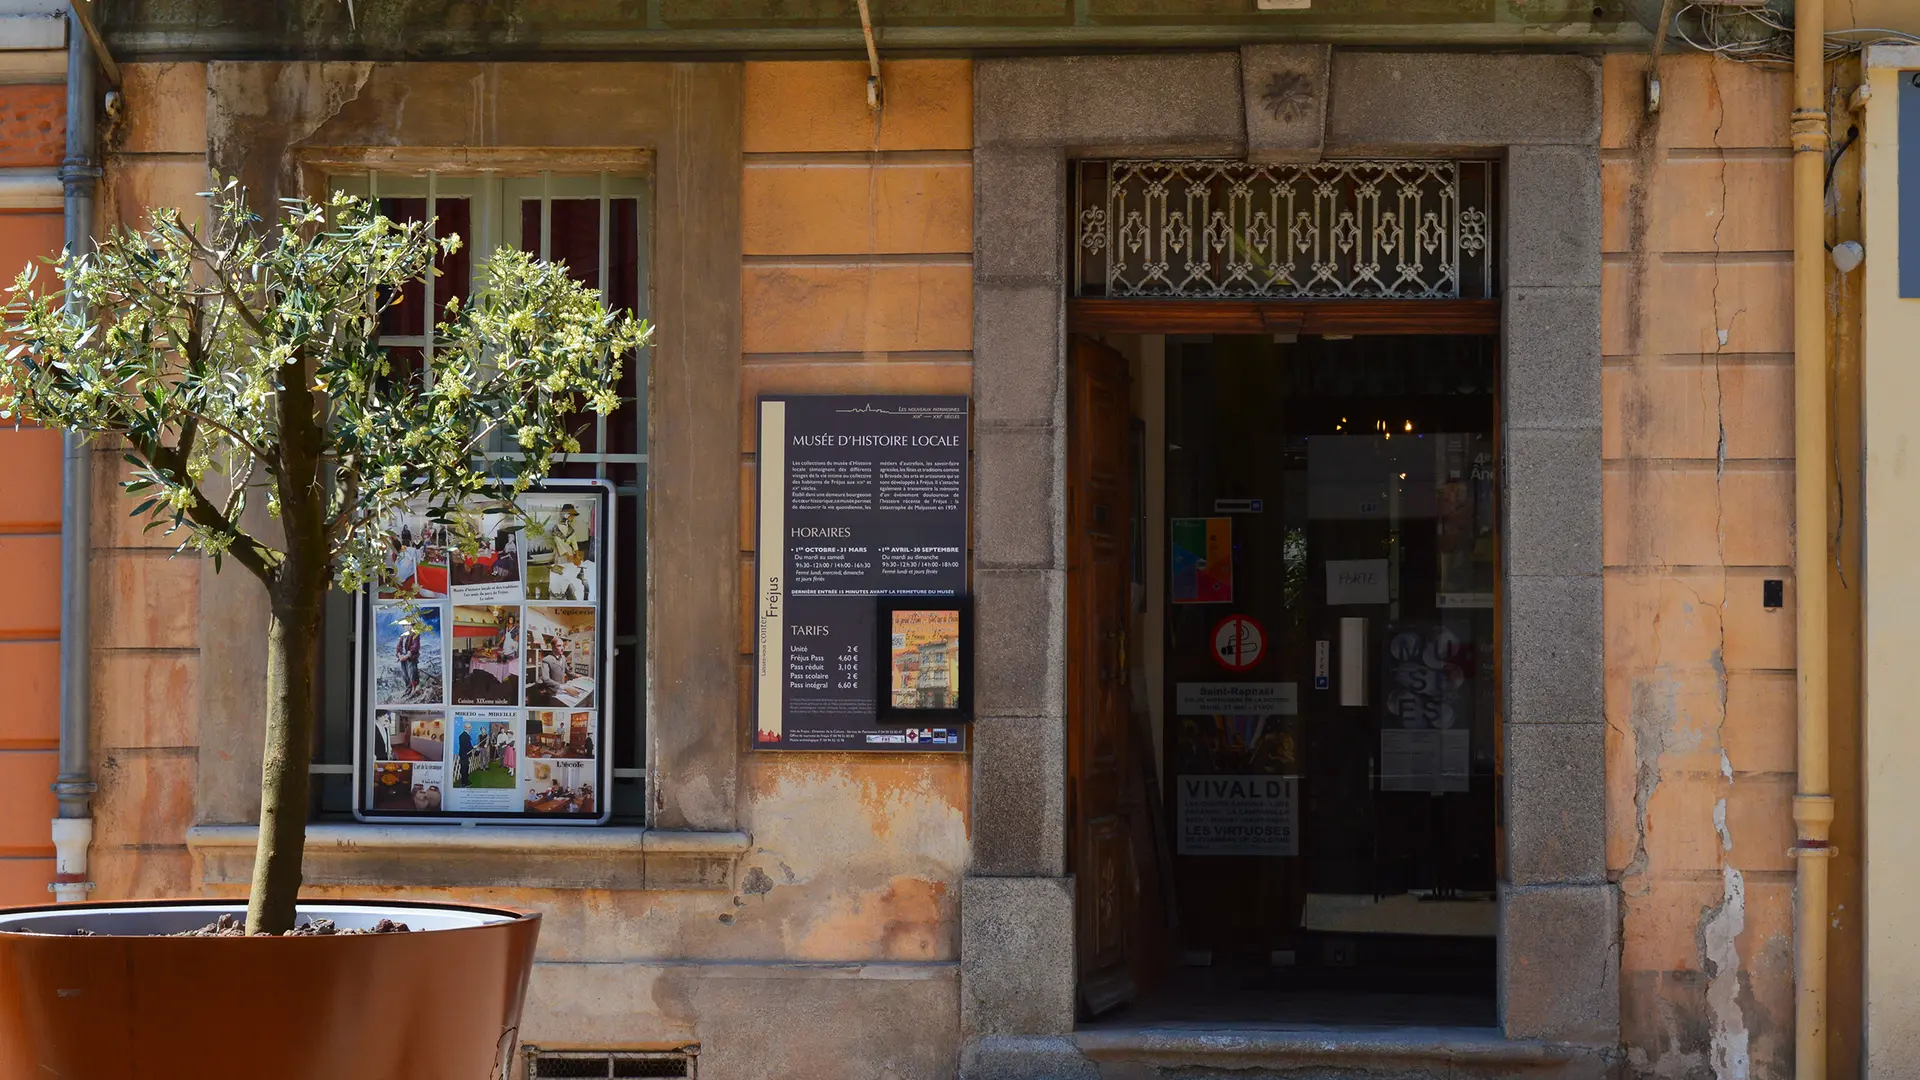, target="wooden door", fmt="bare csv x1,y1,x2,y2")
1068,335,1144,1017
